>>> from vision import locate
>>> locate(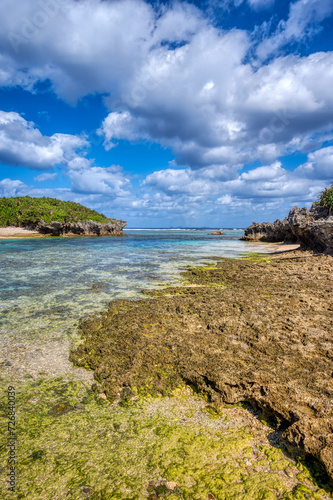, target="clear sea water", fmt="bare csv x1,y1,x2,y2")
0,229,271,369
